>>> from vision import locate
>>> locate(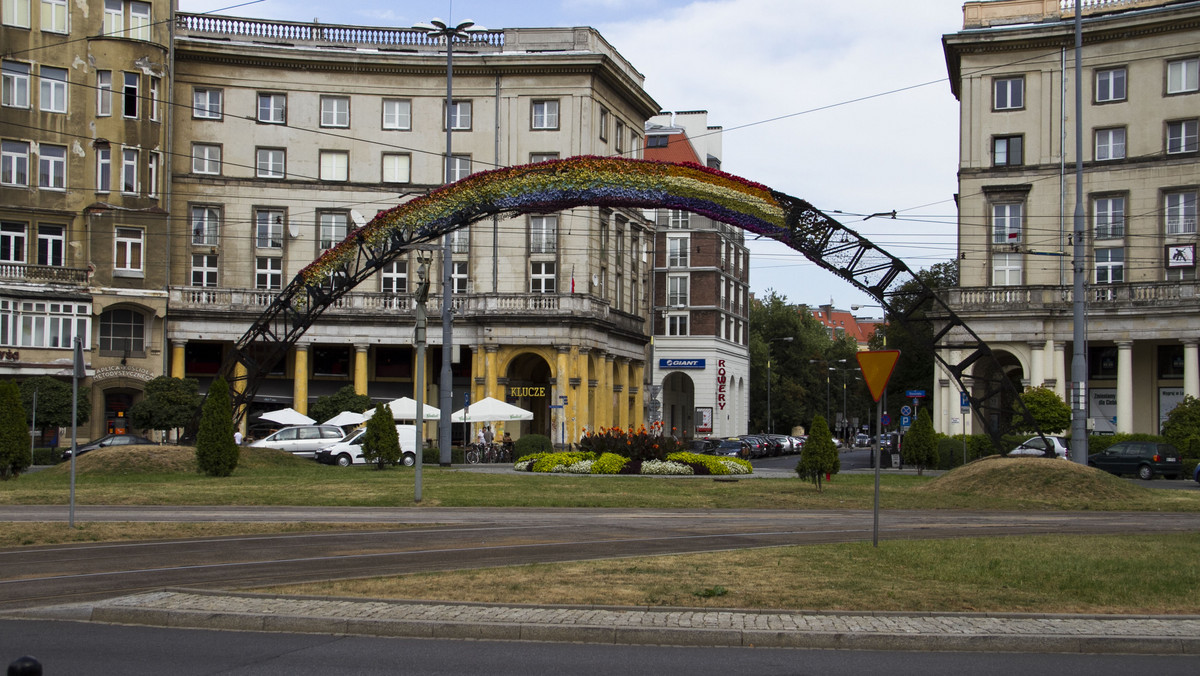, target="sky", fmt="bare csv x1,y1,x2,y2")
179,0,971,316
